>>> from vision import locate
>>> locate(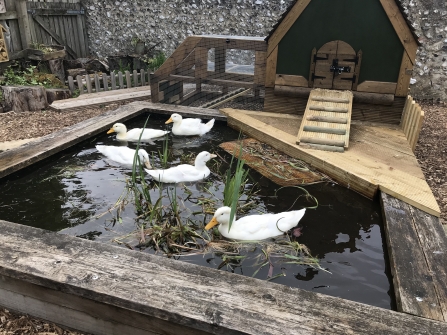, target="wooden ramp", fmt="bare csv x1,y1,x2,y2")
49,86,151,112
297,88,353,152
